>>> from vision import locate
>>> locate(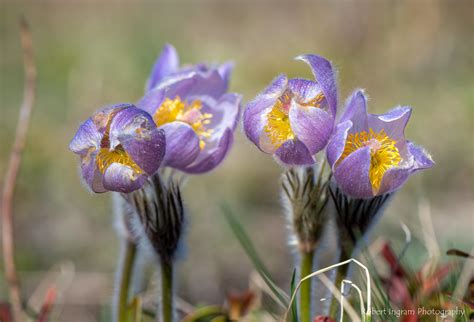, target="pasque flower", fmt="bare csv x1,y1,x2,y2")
243,54,337,165
138,45,241,173
327,90,434,198
326,90,435,318
70,104,165,193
